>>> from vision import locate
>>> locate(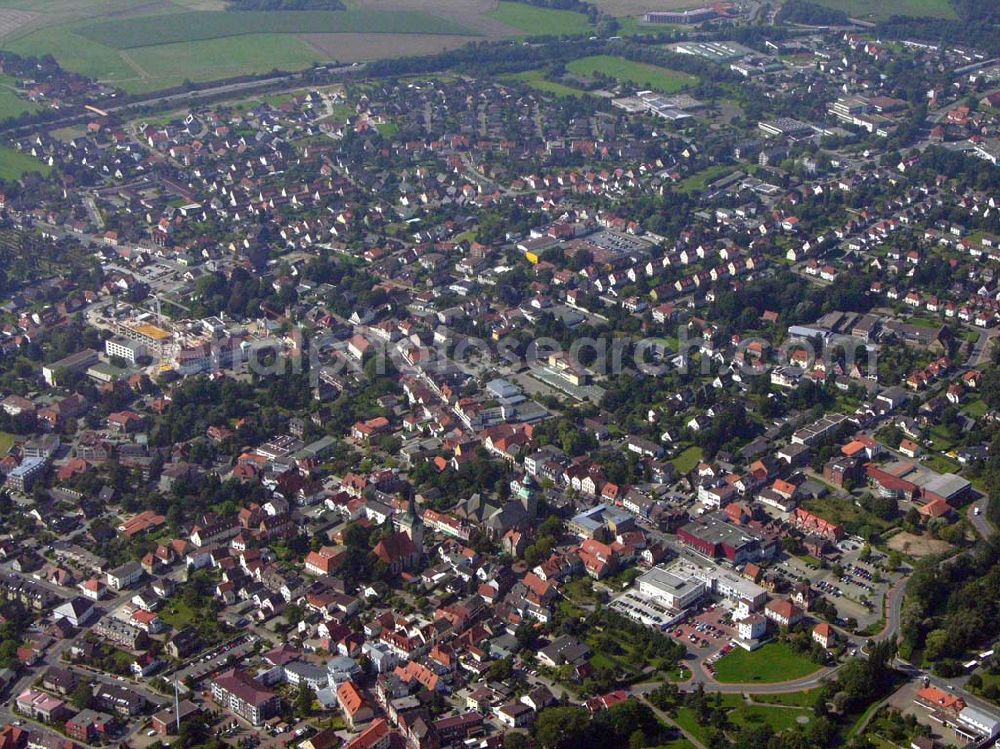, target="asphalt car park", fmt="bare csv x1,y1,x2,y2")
667,603,738,672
